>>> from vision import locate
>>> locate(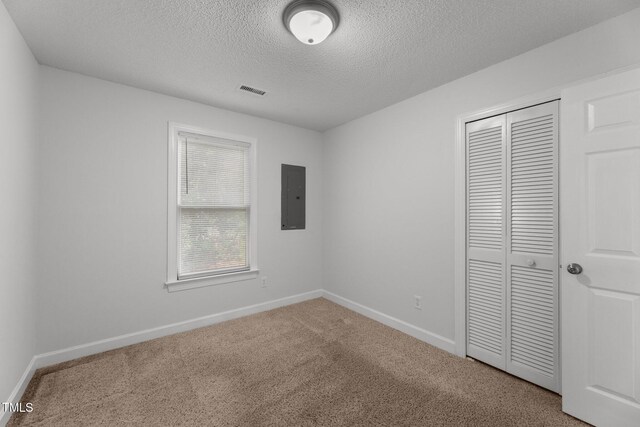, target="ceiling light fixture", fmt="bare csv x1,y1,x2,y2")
283,0,339,46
